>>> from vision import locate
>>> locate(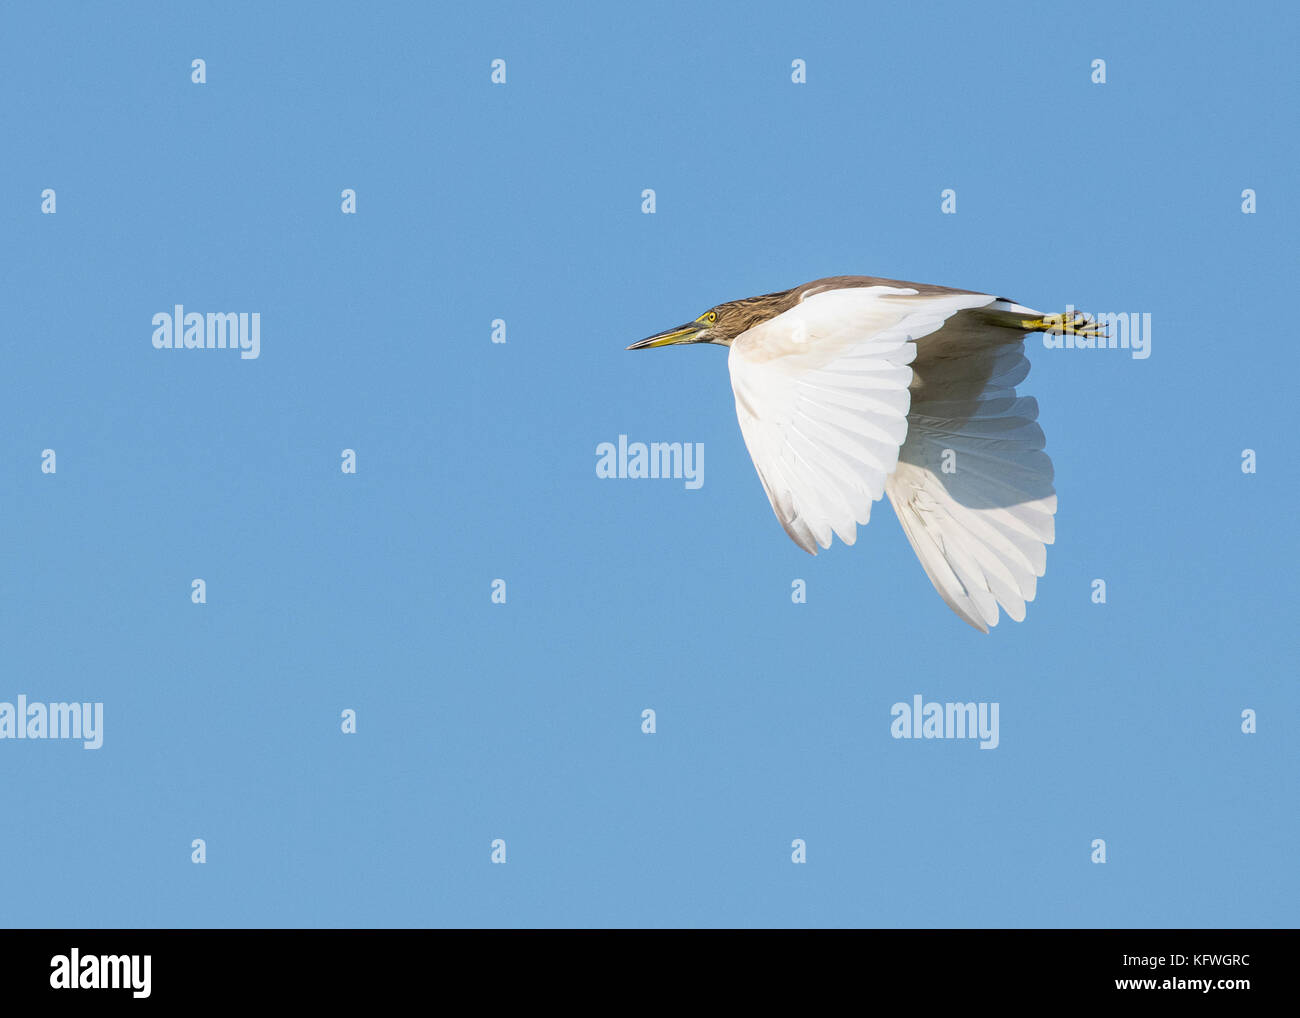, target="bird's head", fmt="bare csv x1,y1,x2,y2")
626,307,726,350
628,291,794,351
